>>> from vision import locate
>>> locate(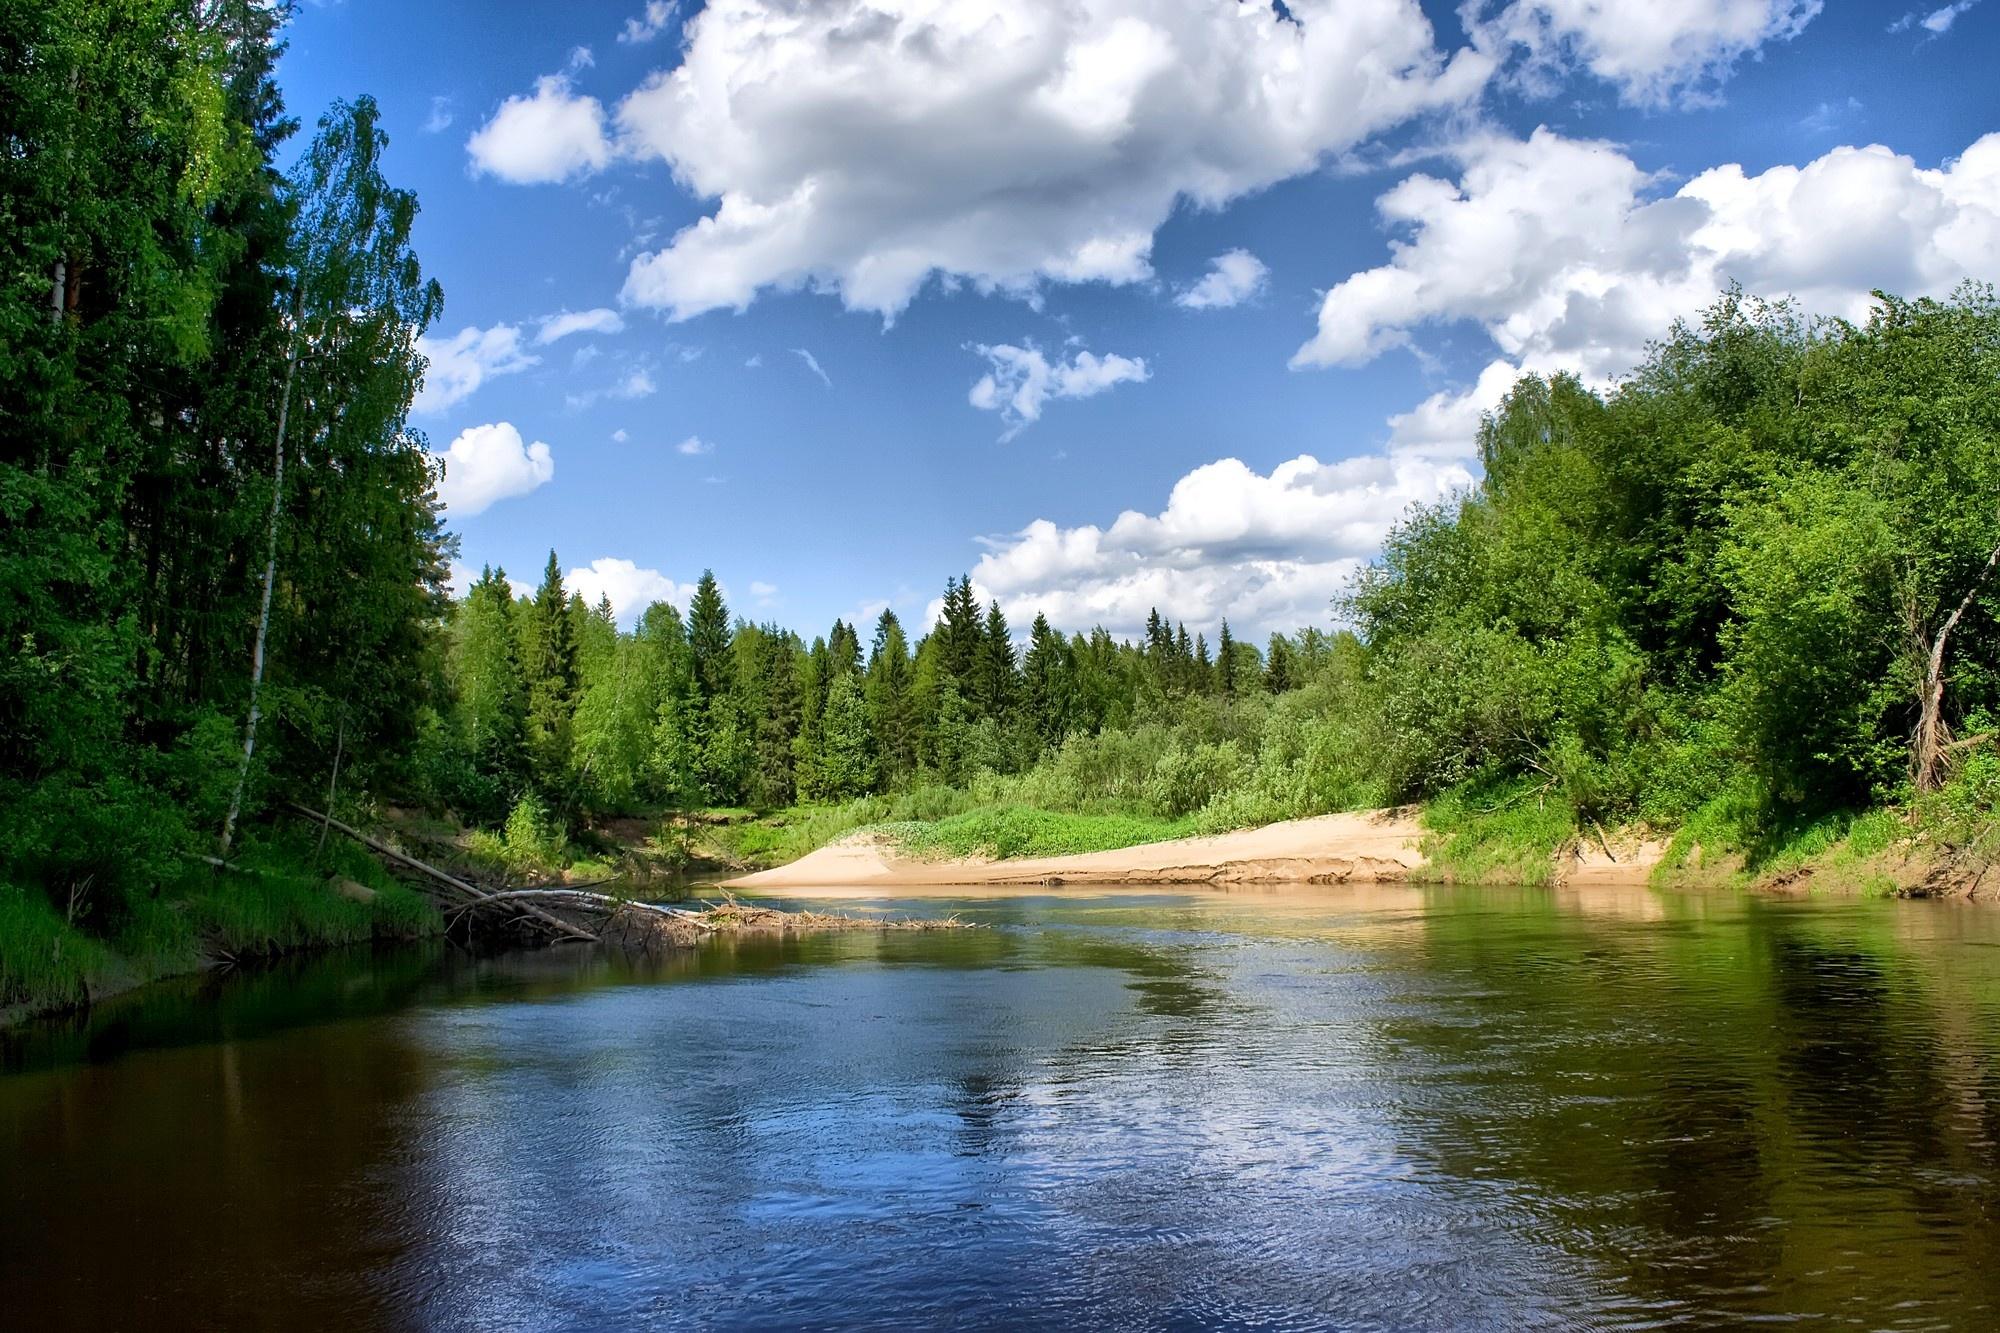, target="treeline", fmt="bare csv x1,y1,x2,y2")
435,287,2000,862
3,3,448,951
426,557,1330,825
1357,287,2000,837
